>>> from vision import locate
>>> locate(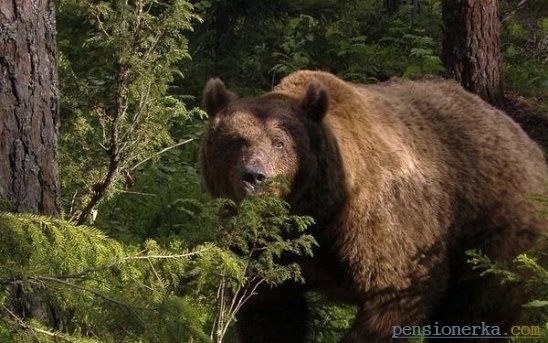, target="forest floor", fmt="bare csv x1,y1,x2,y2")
502,93,548,151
